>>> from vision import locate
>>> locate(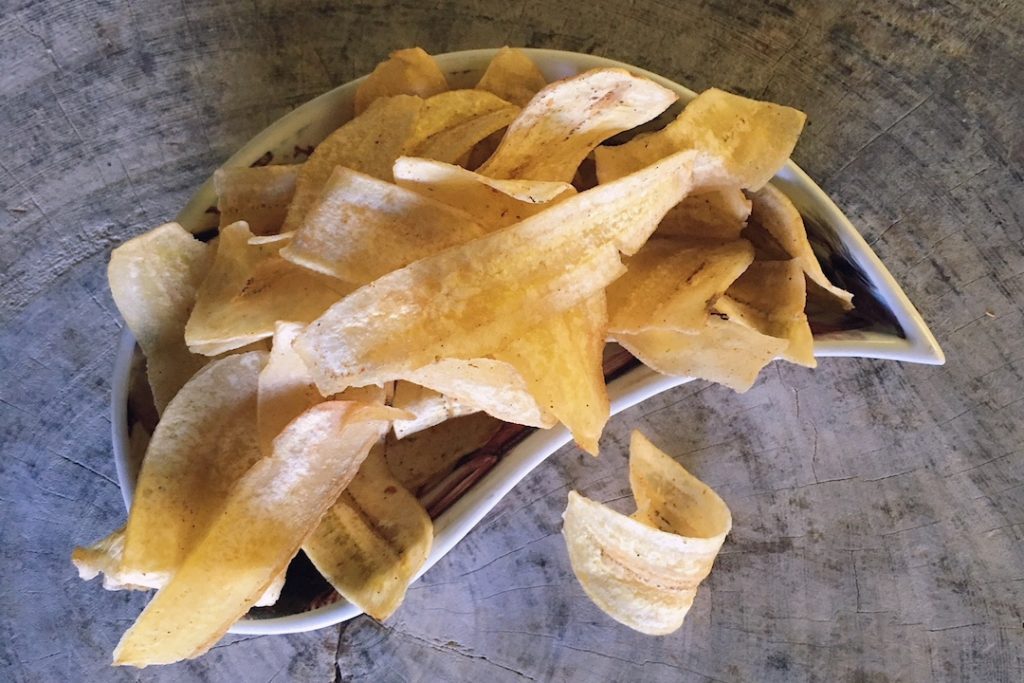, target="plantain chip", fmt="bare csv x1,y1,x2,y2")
391,381,478,439
409,90,520,164
303,447,432,620
475,47,548,107
656,188,751,241
478,68,677,182
385,413,503,494
214,165,298,236
562,431,731,635
108,223,213,413
354,47,448,115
